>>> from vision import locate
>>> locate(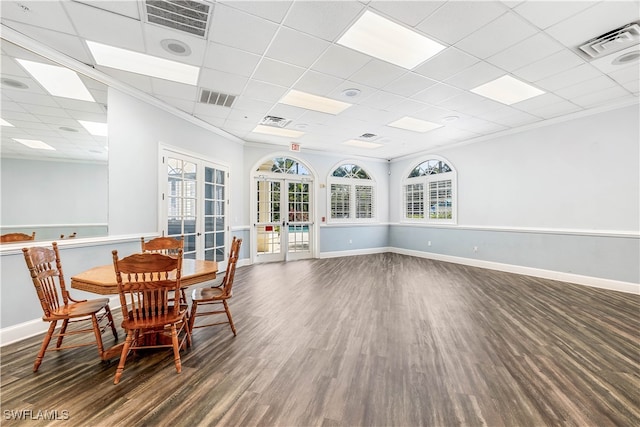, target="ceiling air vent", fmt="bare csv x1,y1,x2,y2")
359,133,378,139
145,0,212,38
260,116,292,128
578,22,640,59
199,89,235,107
